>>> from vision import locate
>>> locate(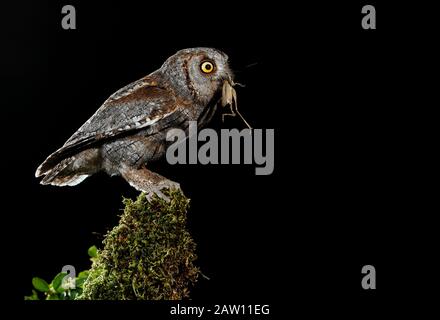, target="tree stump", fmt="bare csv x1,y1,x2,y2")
77,189,199,300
